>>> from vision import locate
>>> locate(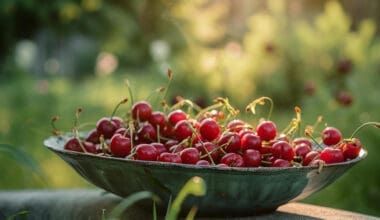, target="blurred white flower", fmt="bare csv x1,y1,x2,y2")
150,39,170,62
14,40,38,71
96,52,118,76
